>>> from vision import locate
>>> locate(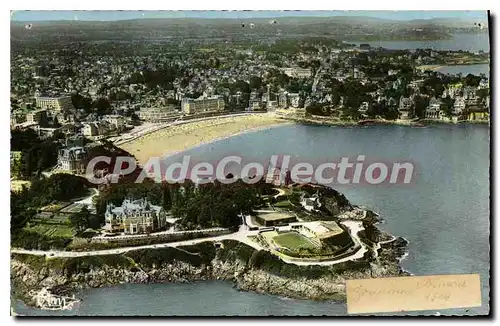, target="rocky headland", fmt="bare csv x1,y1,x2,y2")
11,183,409,309
11,232,408,308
